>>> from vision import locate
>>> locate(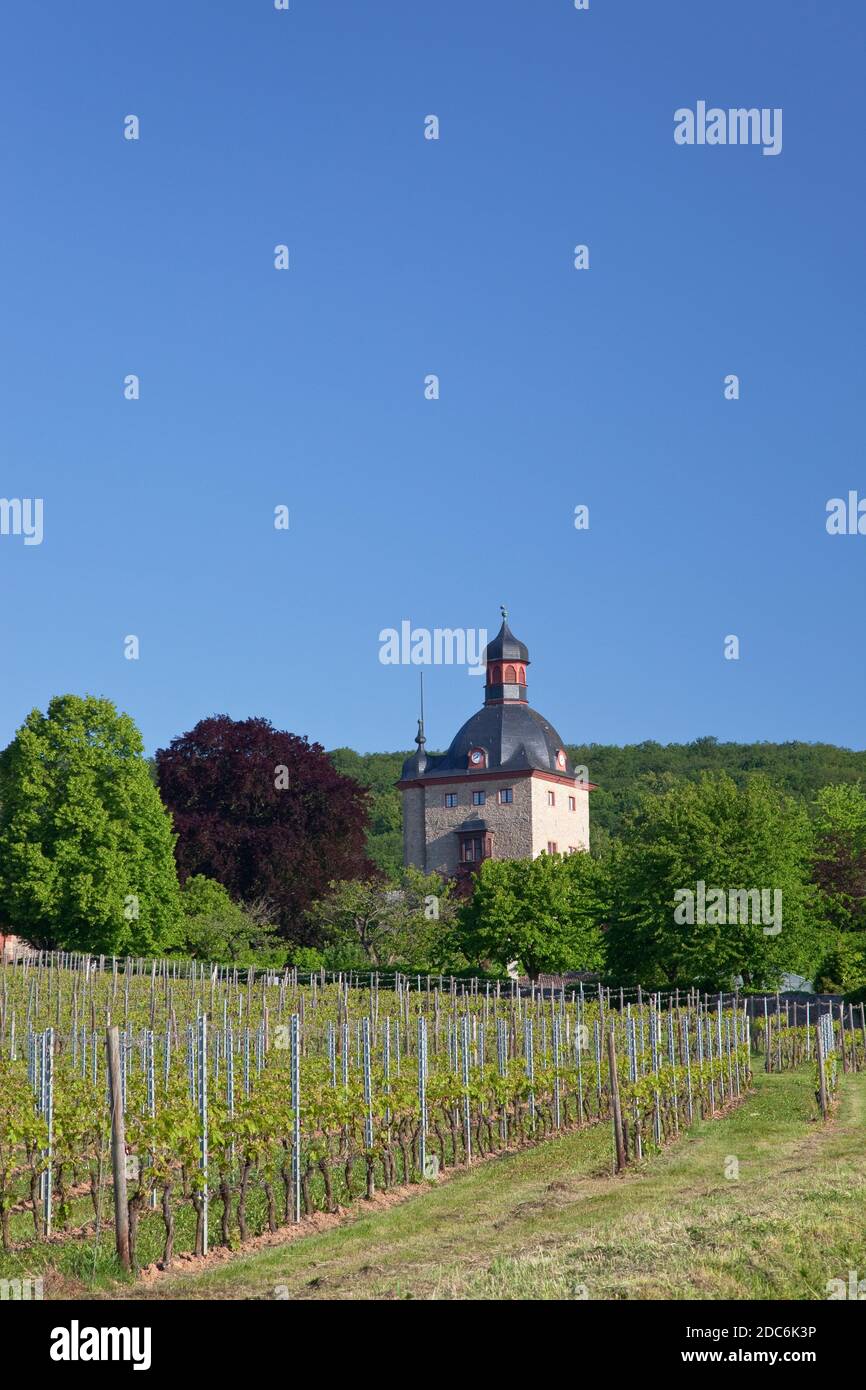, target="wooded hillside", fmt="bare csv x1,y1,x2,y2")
329,739,866,877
